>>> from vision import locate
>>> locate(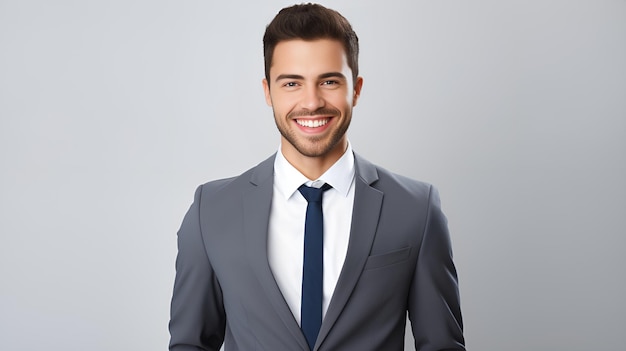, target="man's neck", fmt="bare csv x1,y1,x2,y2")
280,139,348,180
